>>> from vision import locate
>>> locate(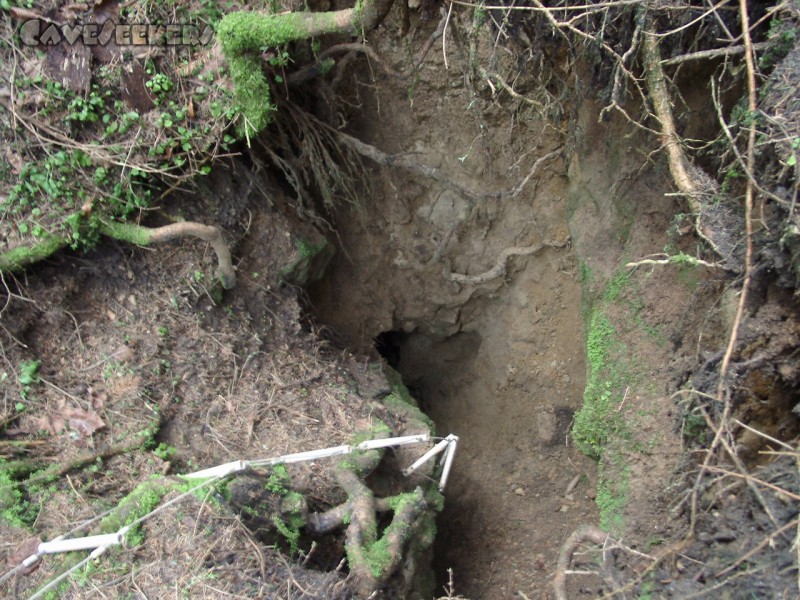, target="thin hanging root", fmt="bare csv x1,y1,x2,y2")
100,220,236,289
444,241,567,284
